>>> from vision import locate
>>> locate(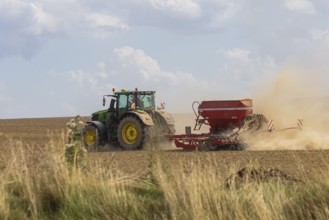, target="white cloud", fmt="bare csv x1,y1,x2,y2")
285,28,329,71
221,48,251,63
0,1,58,35
67,70,98,88
57,68,115,97
220,48,277,81
0,0,131,58
0,0,325,59
86,13,129,30
311,29,329,43
85,12,129,38
27,3,58,35
97,61,109,79
150,0,202,19
283,0,316,14
0,0,59,58
97,61,106,69
207,1,240,27
113,46,278,98
114,46,197,86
